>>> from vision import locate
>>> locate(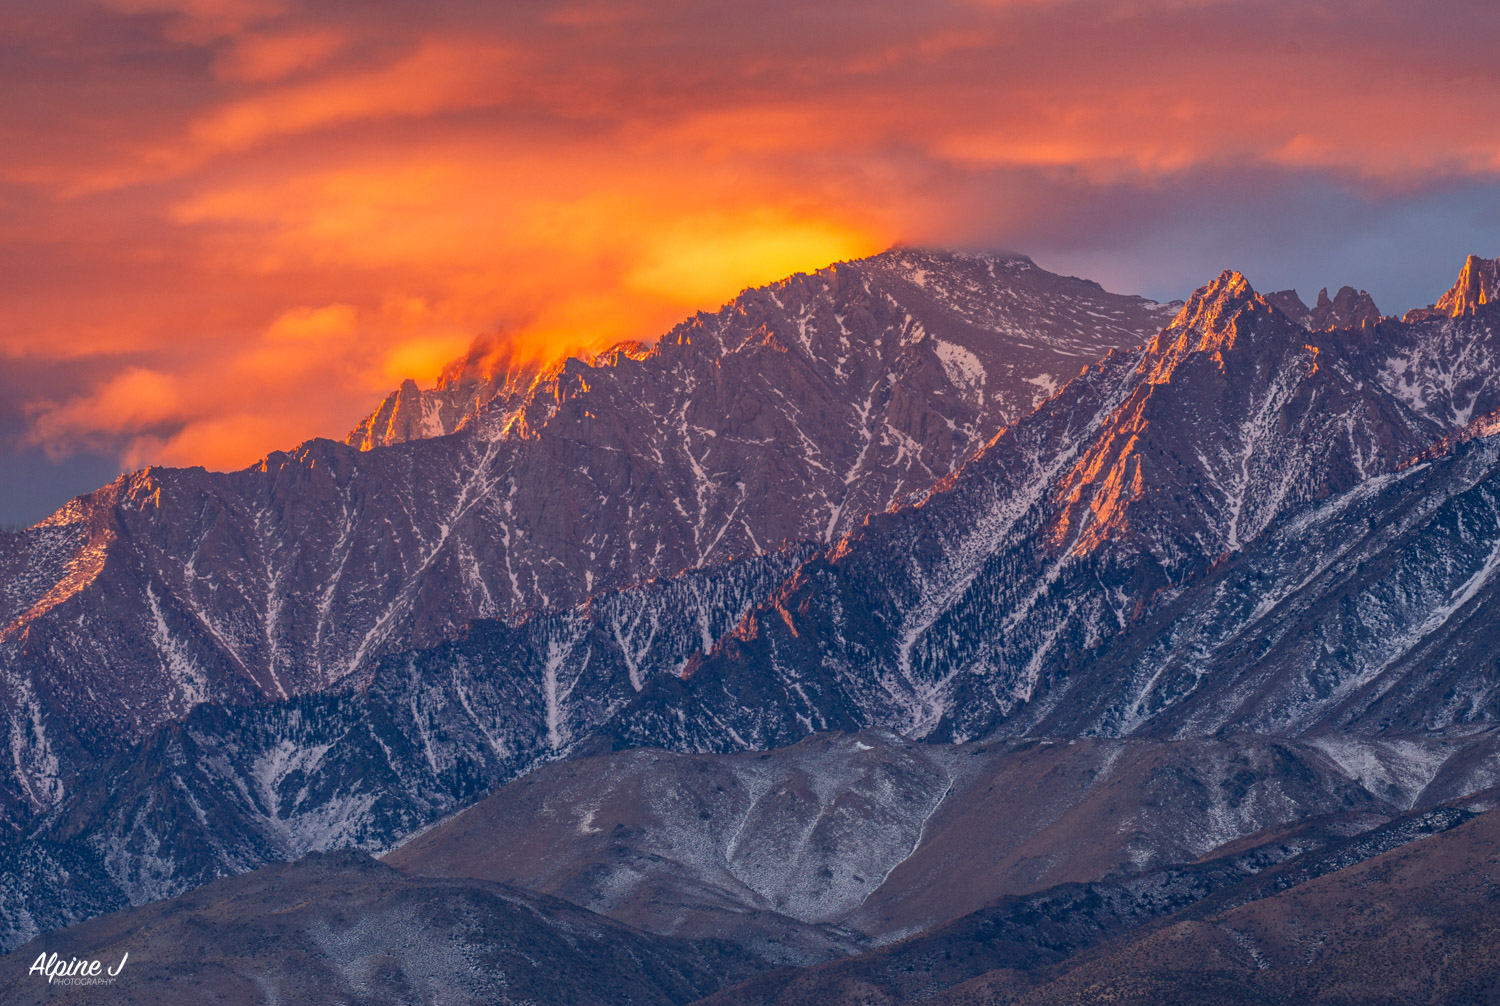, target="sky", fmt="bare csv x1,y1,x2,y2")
3,0,1500,526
